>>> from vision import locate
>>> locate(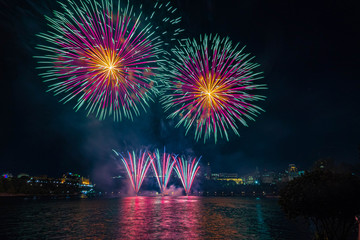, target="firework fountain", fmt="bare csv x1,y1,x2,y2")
35,0,181,121
113,150,153,195
162,34,266,142
148,148,176,195
174,156,201,196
